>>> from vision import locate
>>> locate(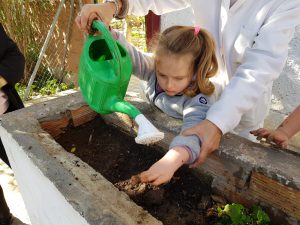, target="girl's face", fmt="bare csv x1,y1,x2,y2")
155,53,193,96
